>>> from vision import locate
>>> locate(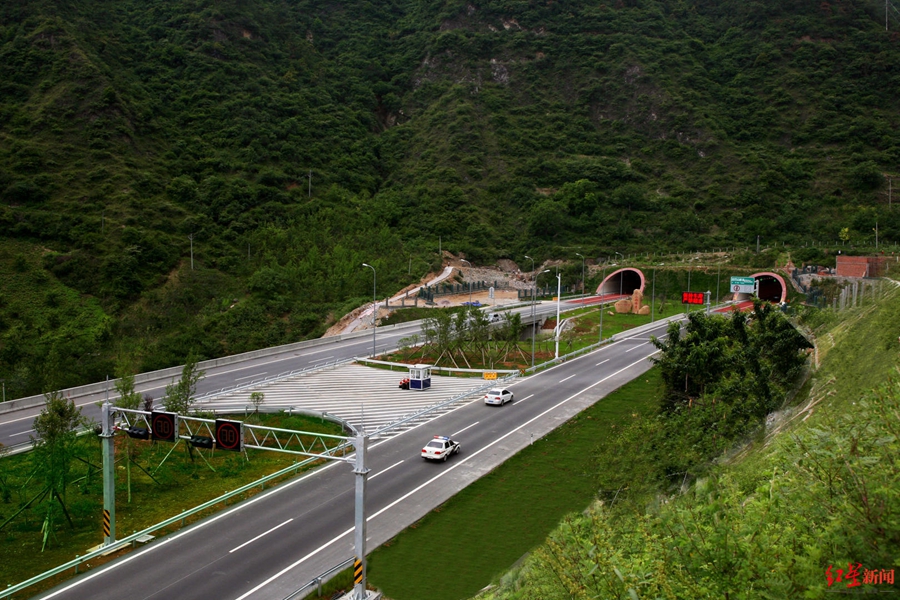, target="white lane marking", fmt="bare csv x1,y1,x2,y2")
229,519,293,553
299,347,337,356
559,374,576,383
233,352,660,600
235,372,266,381
10,429,34,437
451,422,479,437
596,359,610,366
43,333,663,600
369,460,404,481
625,342,649,353
516,394,534,404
